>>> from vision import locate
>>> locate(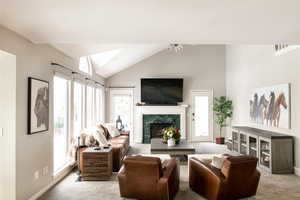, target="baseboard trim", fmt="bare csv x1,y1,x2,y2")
295,167,300,176
28,165,74,200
